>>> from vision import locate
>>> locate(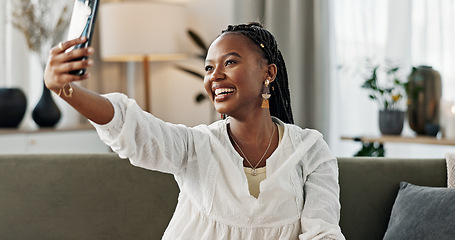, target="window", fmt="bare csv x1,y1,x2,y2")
333,0,455,157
